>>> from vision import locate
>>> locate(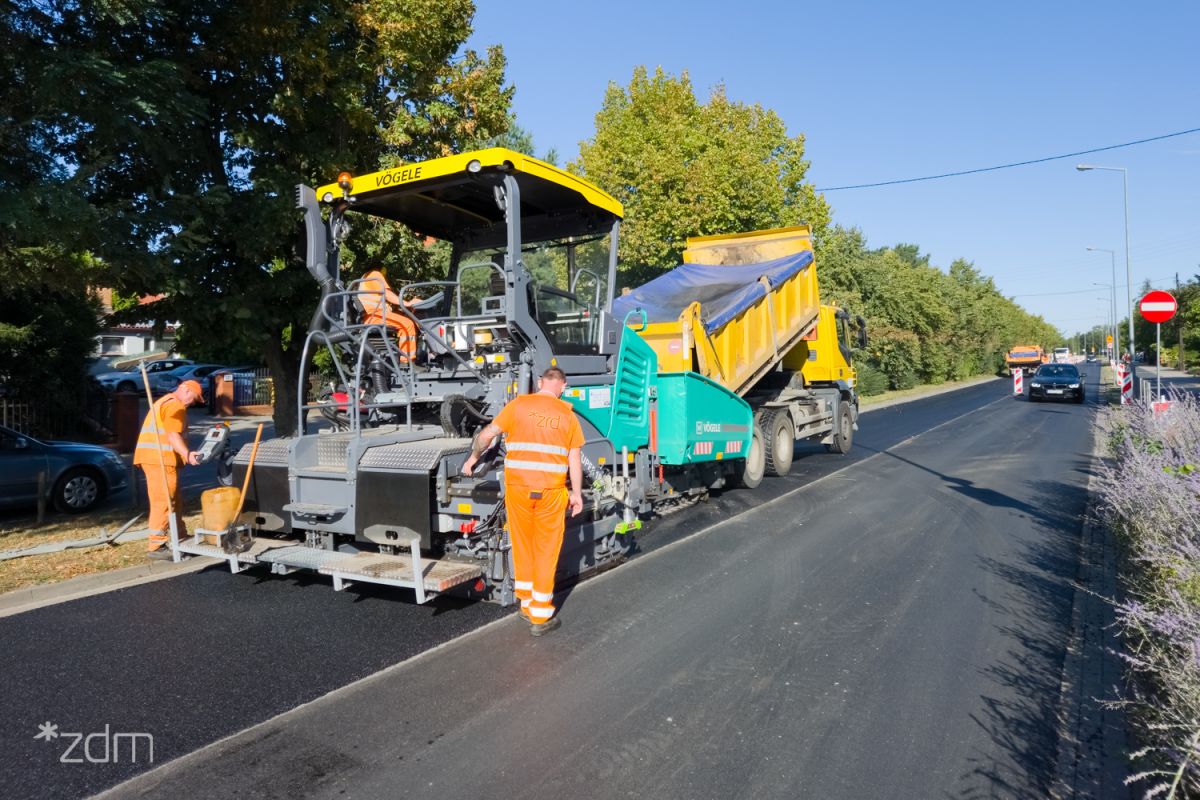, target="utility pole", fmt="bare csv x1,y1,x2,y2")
1178,273,1186,372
